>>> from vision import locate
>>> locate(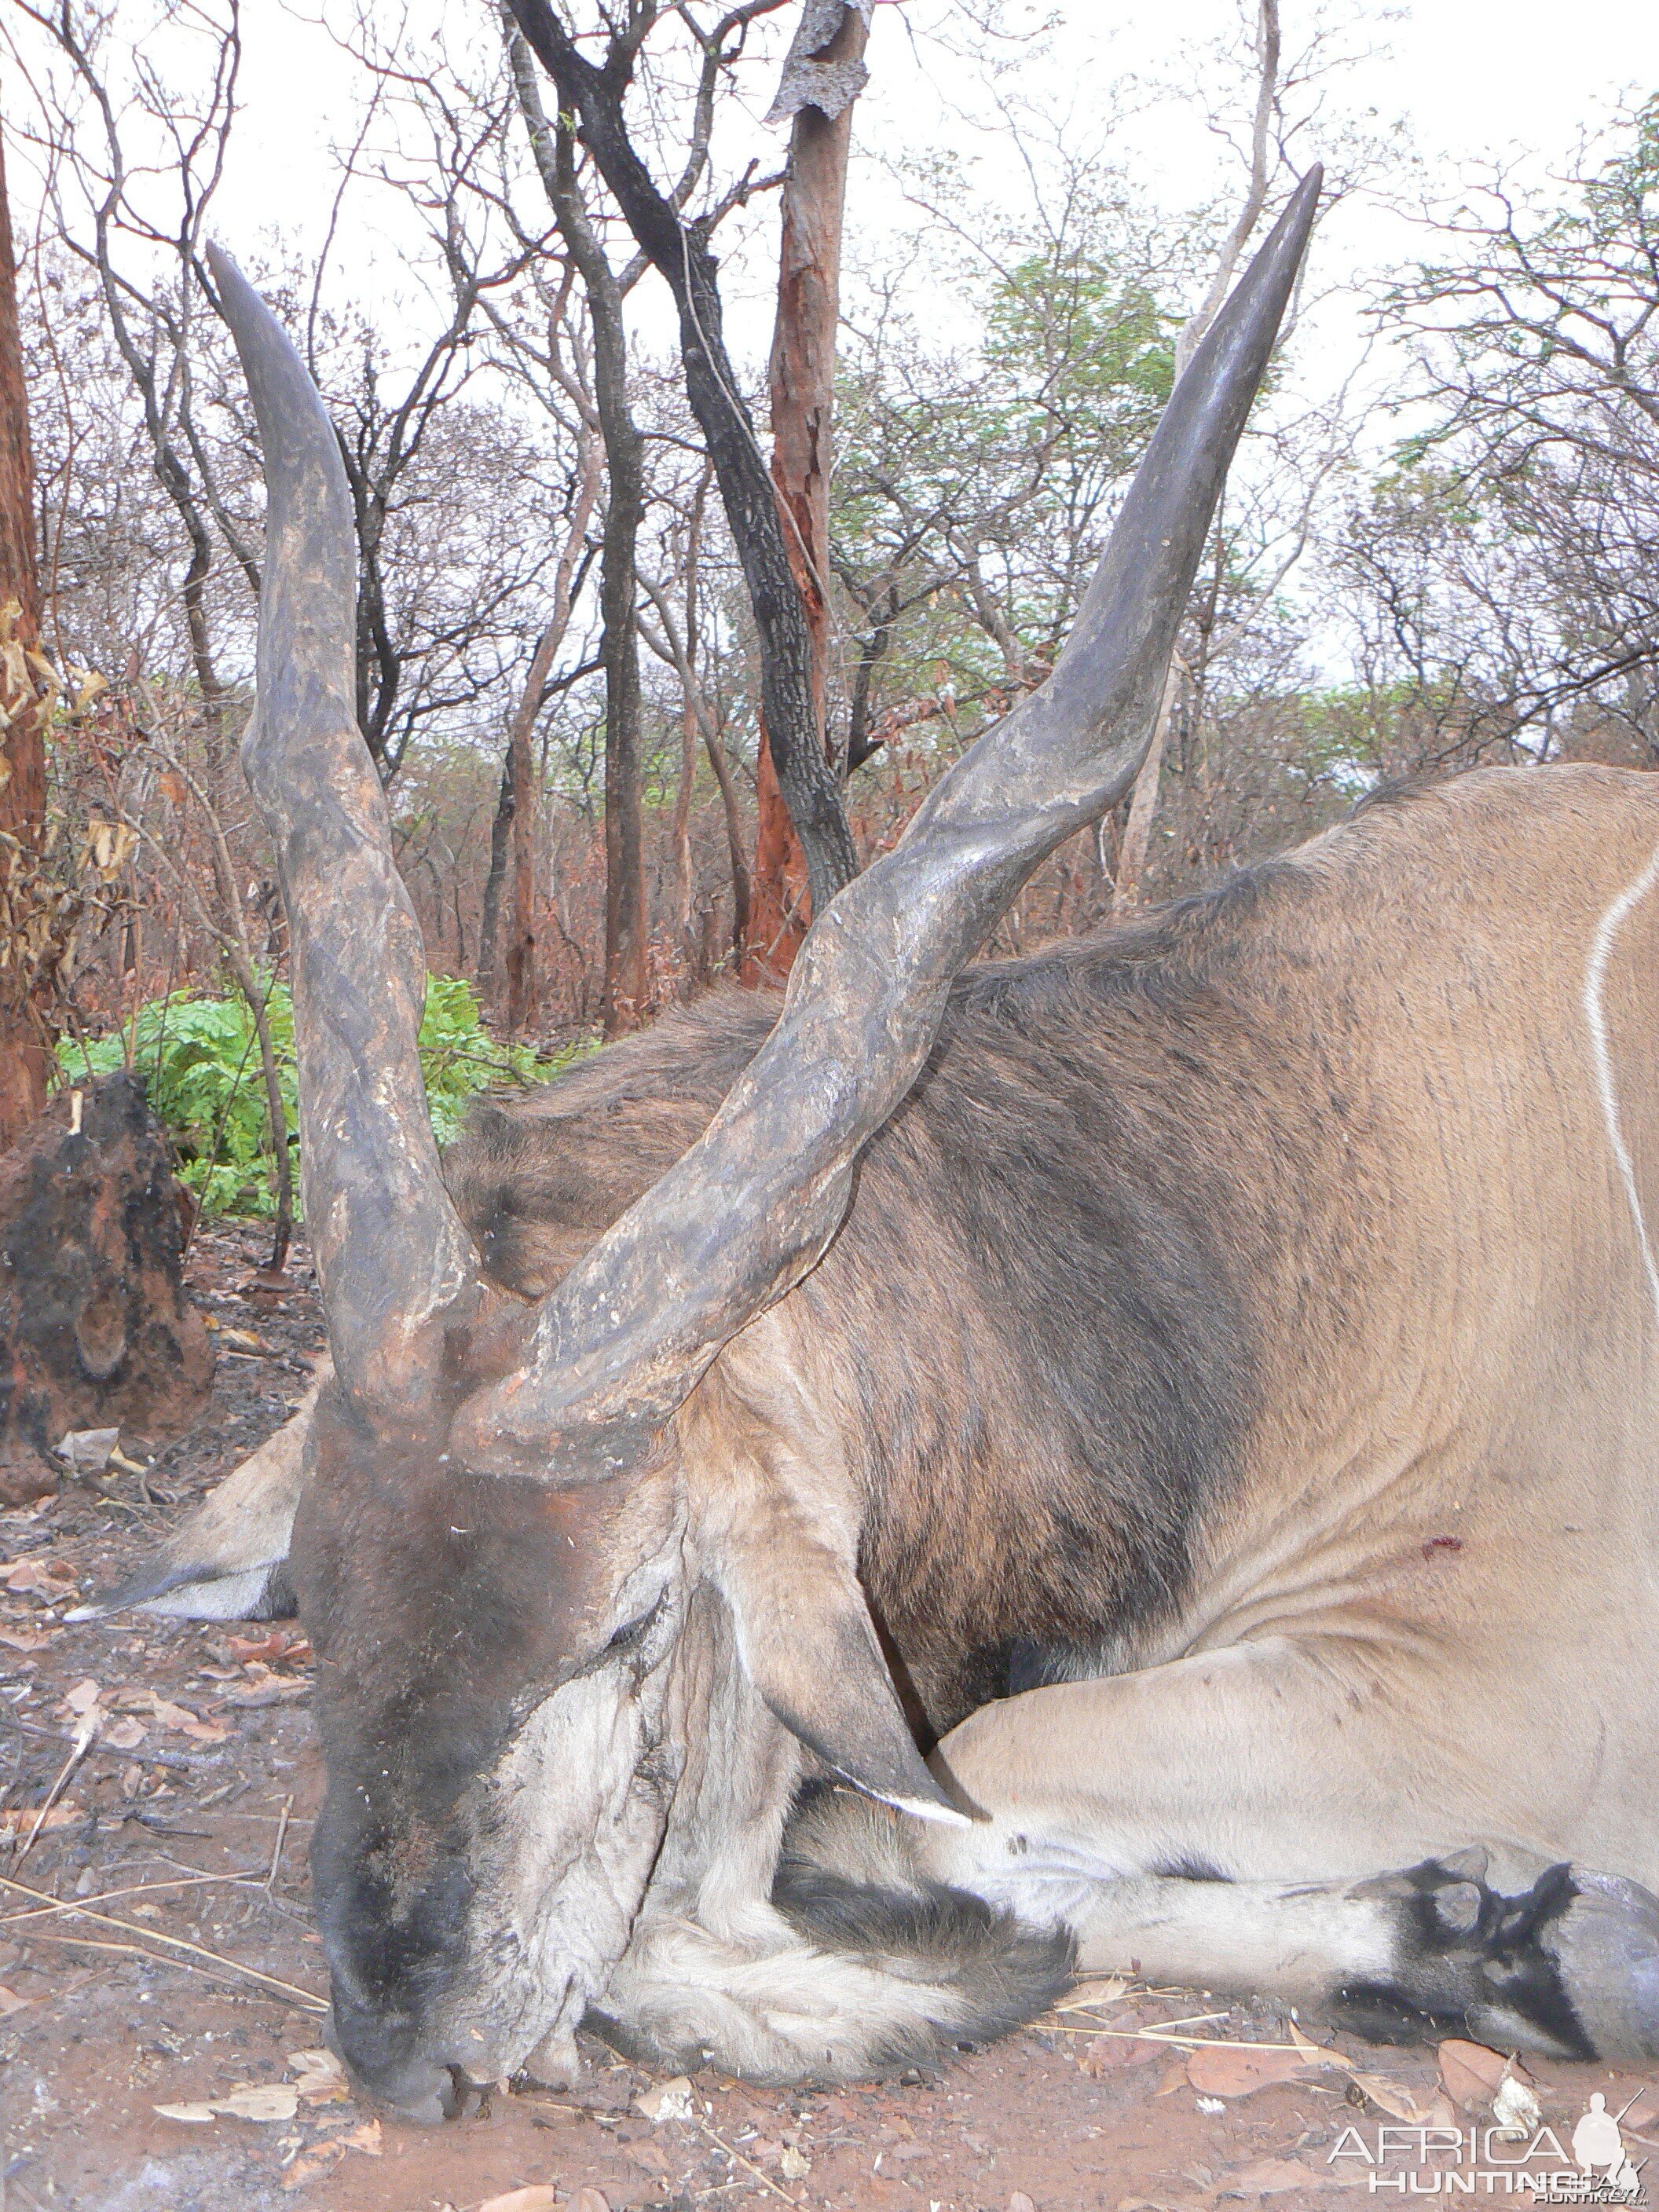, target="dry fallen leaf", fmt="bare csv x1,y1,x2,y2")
1414,2092,1460,2130
780,2145,811,2179
228,1629,312,1665
222,1678,309,1709
337,2117,382,2155
104,1716,147,1752
56,1426,120,1474
1217,2156,1324,2198
569,2190,613,2212
212,2084,298,2122
0,1985,35,2014
1349,2071,1442,2123
1008,2194,1038,2212
153,2102,217,2125
0,1802,80,1841
280,2143,342,2190
1492,2071,1542,2138
287,2048,350,2107
478,2192,562,2212
0,1625,53,1651
1079,2031,1165,2076
1060,1975,1130,2010
635,2075,696,2123
1437,2037,1513,2111
0,1556,76,1596
1437,2036,1539,2133
145,1696,230,1744
1185,2042,1331,2099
